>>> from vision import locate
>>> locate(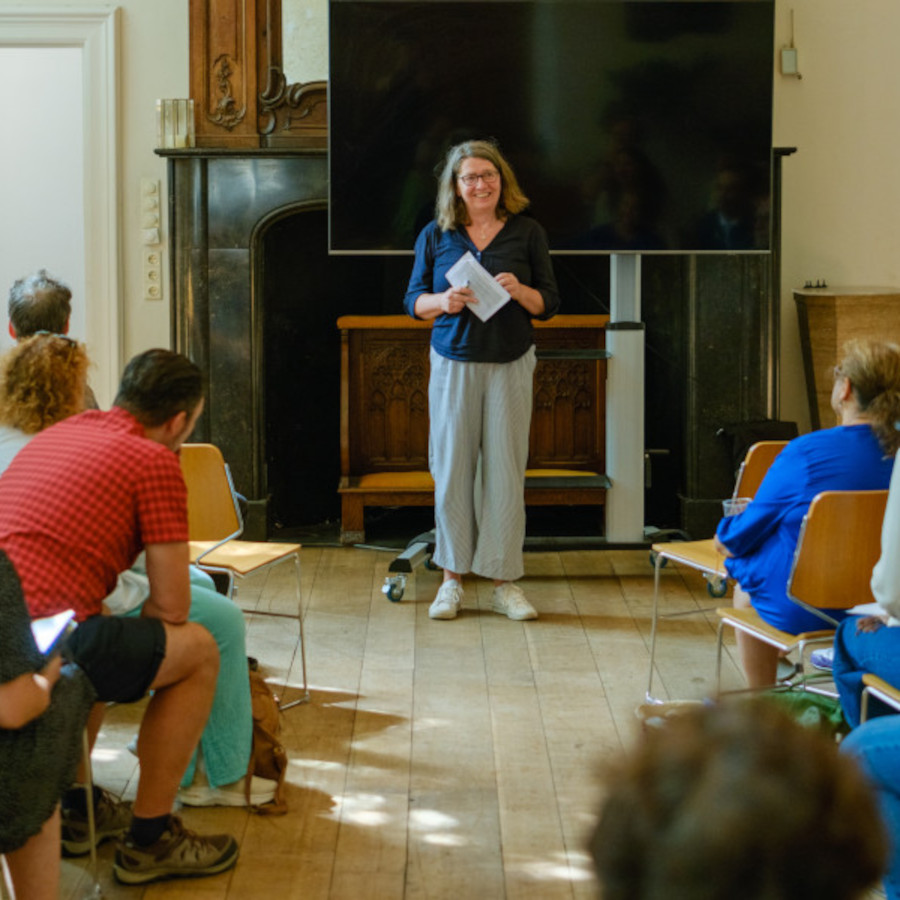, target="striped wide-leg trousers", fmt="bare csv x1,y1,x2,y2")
428,346,536,581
